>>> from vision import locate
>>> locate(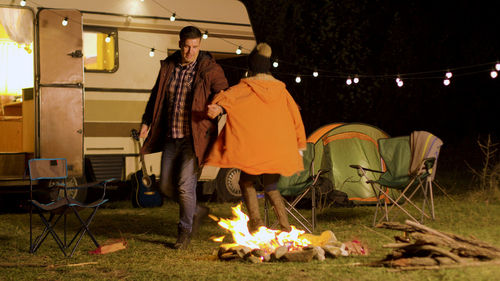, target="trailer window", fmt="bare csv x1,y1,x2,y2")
0,22,33,98
83,26,118,73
